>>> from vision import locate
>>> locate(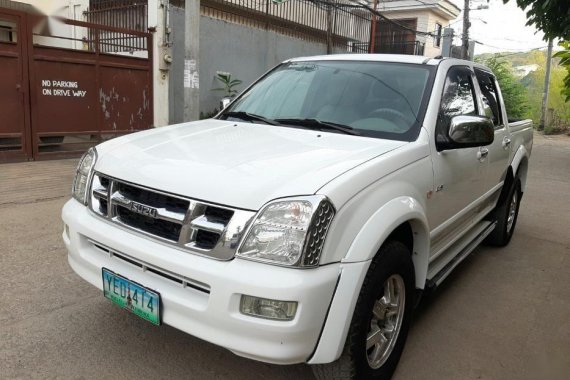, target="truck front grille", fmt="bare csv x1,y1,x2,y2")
89,173,256,260
115,206,183,242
